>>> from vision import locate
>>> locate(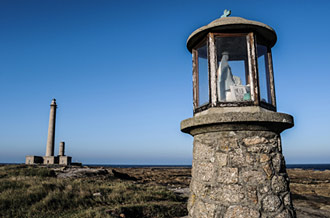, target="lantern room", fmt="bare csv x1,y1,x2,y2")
187,13,277,113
